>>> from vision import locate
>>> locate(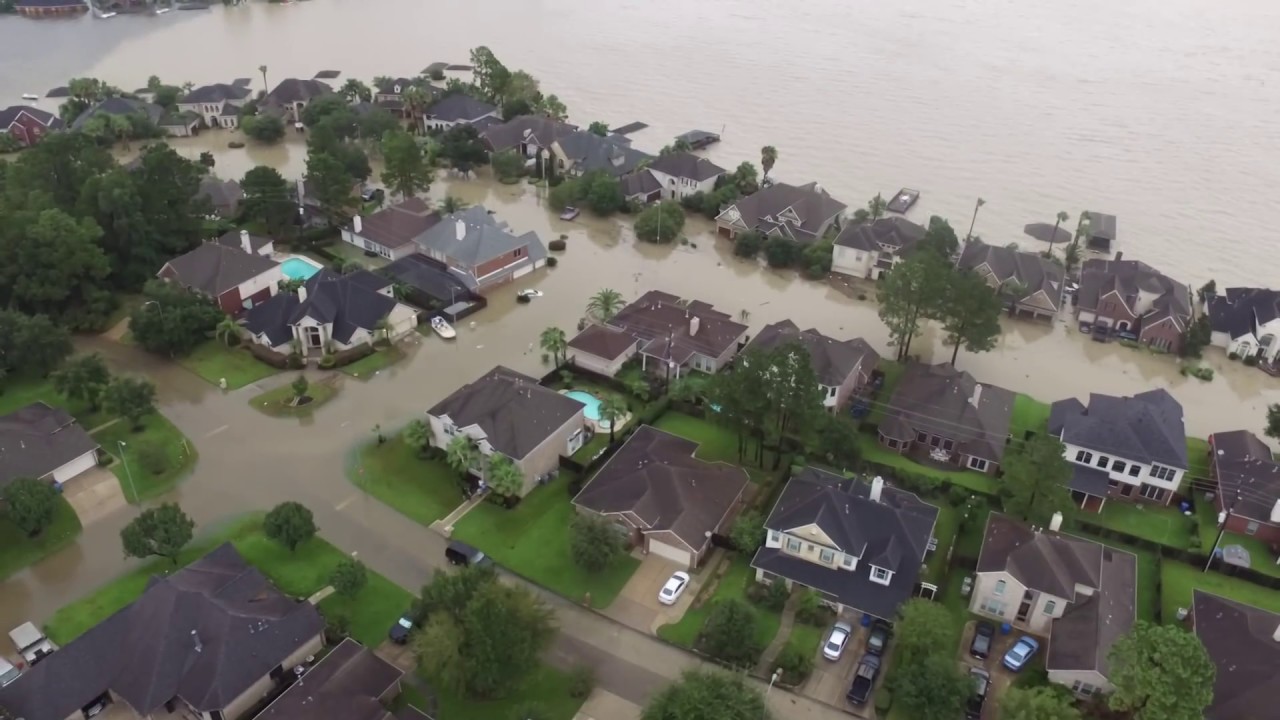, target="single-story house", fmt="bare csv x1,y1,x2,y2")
255,637,428,720
1208,430,1280,544
566,324,642,377
262,78,333,124
70,97,163,131
958,239,1066,320
1084,211,1117,252
1191,590,1280,720
341,196,442,261
0,402,100,490
157,232,284,314
422,93,499,132
715,181,847,245
1076,255,1192,353
412,206,547,292
573,425,749,568
244,269,418,355
744,320,879,412
832,217,926,281
177,83,253,128
158,111,203,138
1207,287,1280,363
0,104,64,148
